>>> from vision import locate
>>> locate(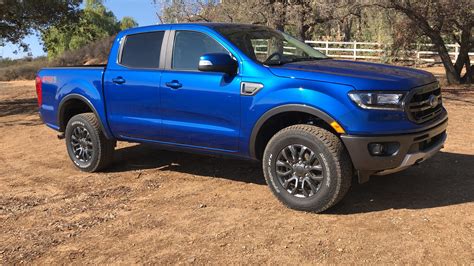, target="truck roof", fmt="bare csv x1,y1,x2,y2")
119,22,264,36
